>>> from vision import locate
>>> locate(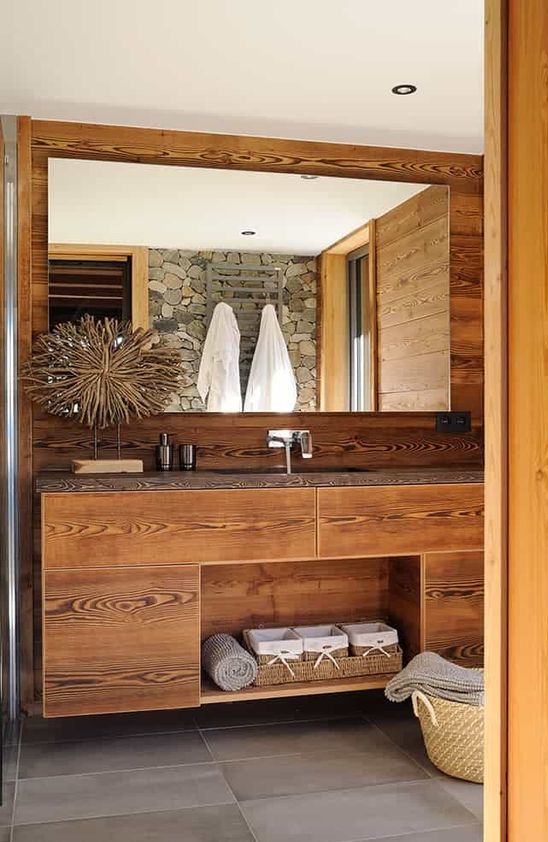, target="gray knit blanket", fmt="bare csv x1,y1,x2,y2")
385,652,484,706
201,634,258,692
